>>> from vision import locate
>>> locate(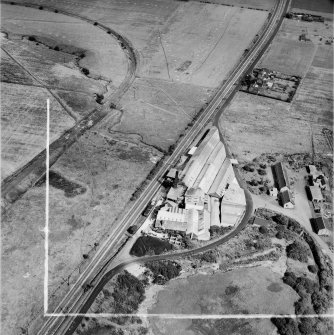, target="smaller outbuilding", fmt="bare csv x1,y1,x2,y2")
309,186,324,203
280,189,295,209
311,217,330,236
